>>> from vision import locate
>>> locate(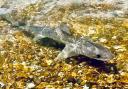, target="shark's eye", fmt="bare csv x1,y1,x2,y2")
96,54,101,58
